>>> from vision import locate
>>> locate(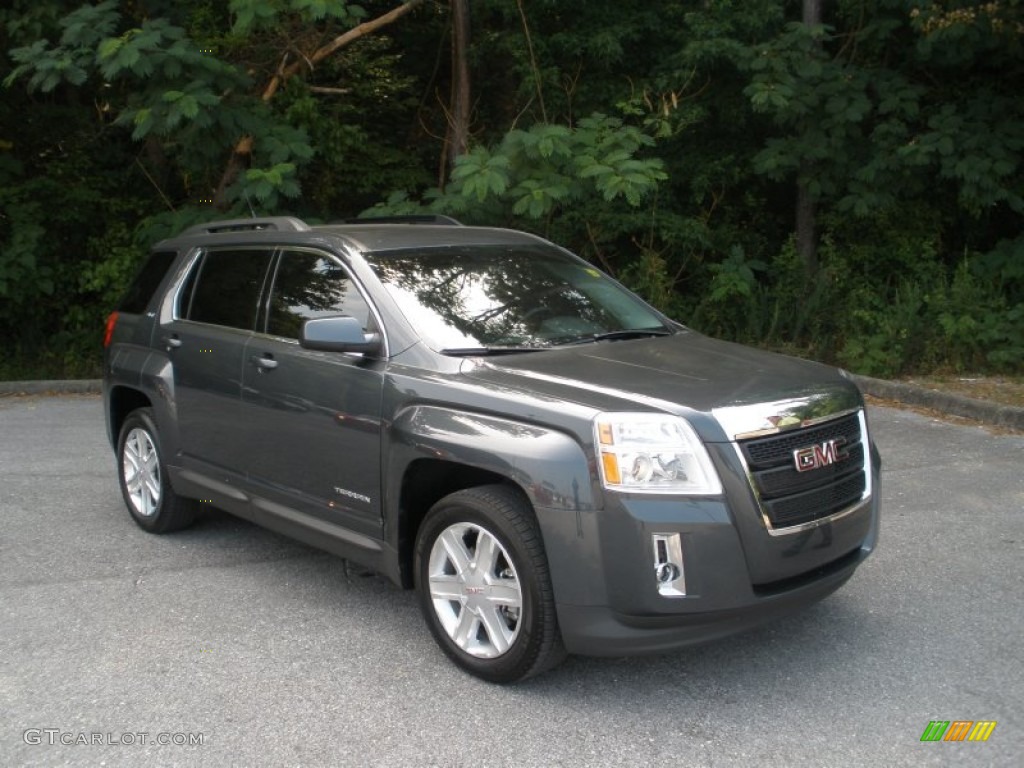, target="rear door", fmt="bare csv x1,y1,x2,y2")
163,247,274,477
237,247,386,540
